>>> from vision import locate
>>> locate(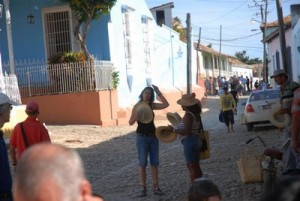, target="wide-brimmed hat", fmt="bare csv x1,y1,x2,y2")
155,126,177,143
269,107,291,128
166,112,182,127
270,69,288,78
0,93,19,105
177,93,199,106
133,101,153,123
